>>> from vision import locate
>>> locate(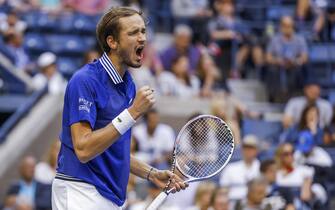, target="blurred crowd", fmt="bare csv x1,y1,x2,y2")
1,0,335,210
